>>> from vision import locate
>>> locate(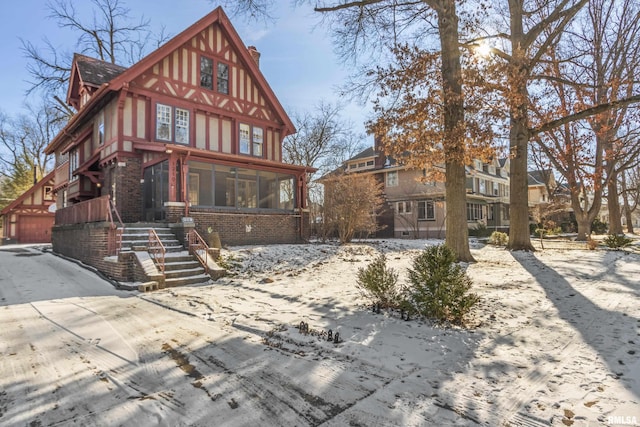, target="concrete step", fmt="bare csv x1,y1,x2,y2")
164,260,202,271
164,274,211,287
164,267,206,279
